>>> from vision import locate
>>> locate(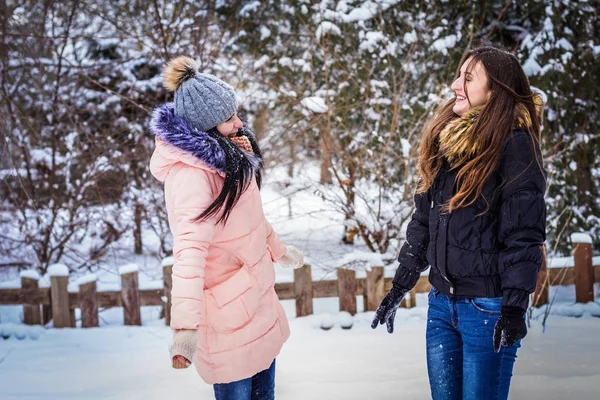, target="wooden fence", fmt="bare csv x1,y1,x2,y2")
1,238,598,328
